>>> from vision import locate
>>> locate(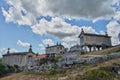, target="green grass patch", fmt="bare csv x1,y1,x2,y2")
76,68,115,80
